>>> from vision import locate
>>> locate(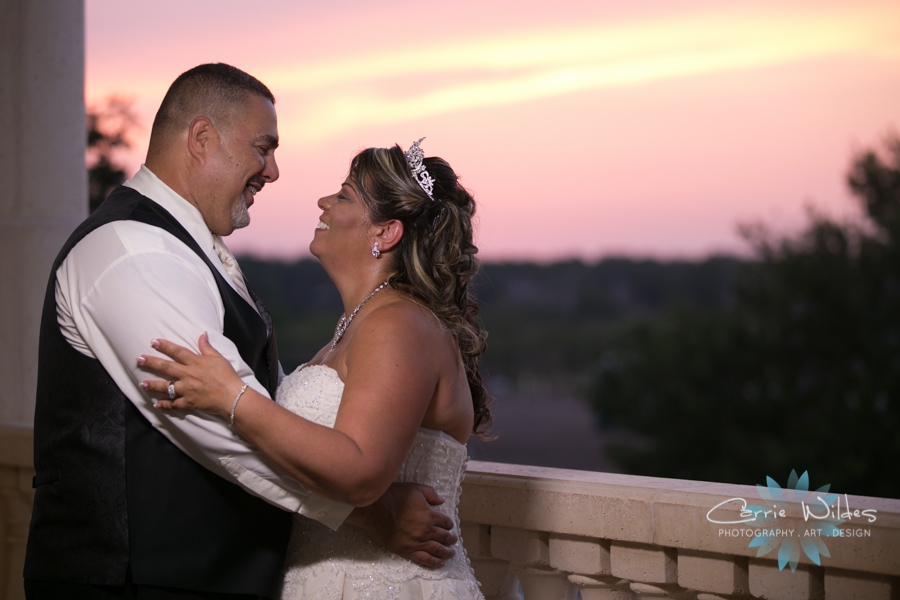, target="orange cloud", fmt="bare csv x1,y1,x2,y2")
262,2,900,141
